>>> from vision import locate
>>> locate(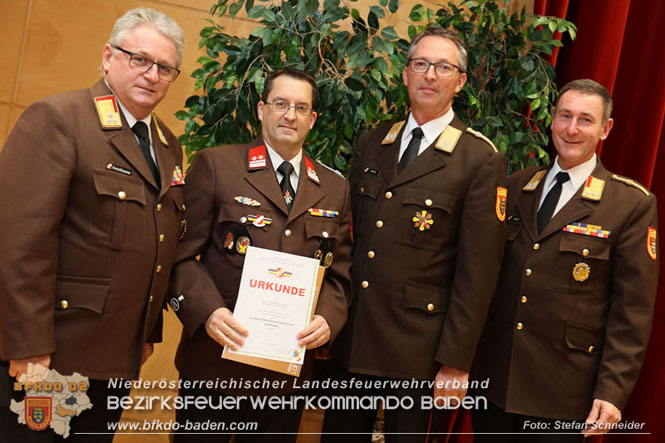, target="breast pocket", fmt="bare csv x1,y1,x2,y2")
216,201,274,267
92,169,146,253
548,233,611,294
400,187,457,249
